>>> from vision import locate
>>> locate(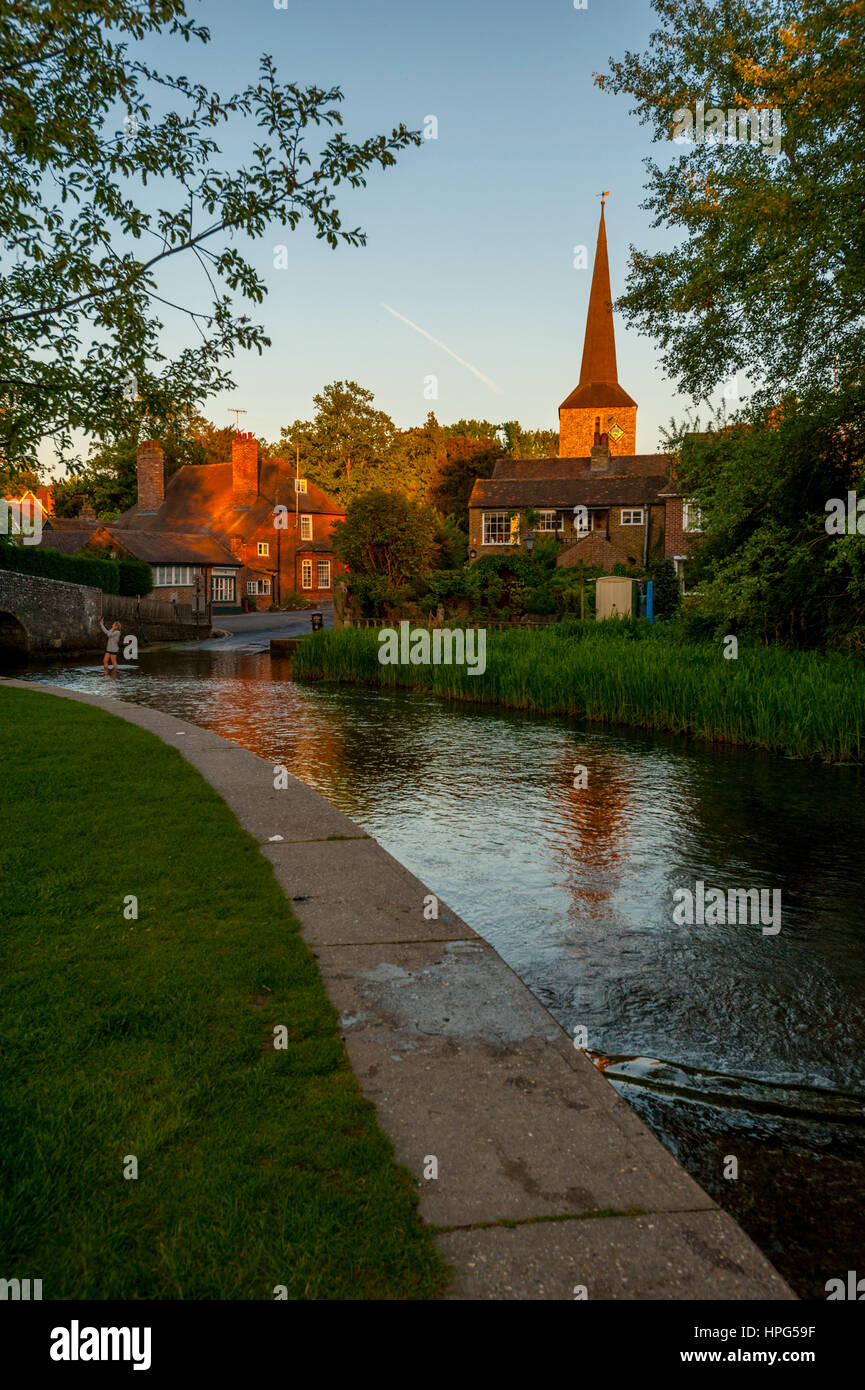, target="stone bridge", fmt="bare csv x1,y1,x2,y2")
0,569,103,656
0,570,203,658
